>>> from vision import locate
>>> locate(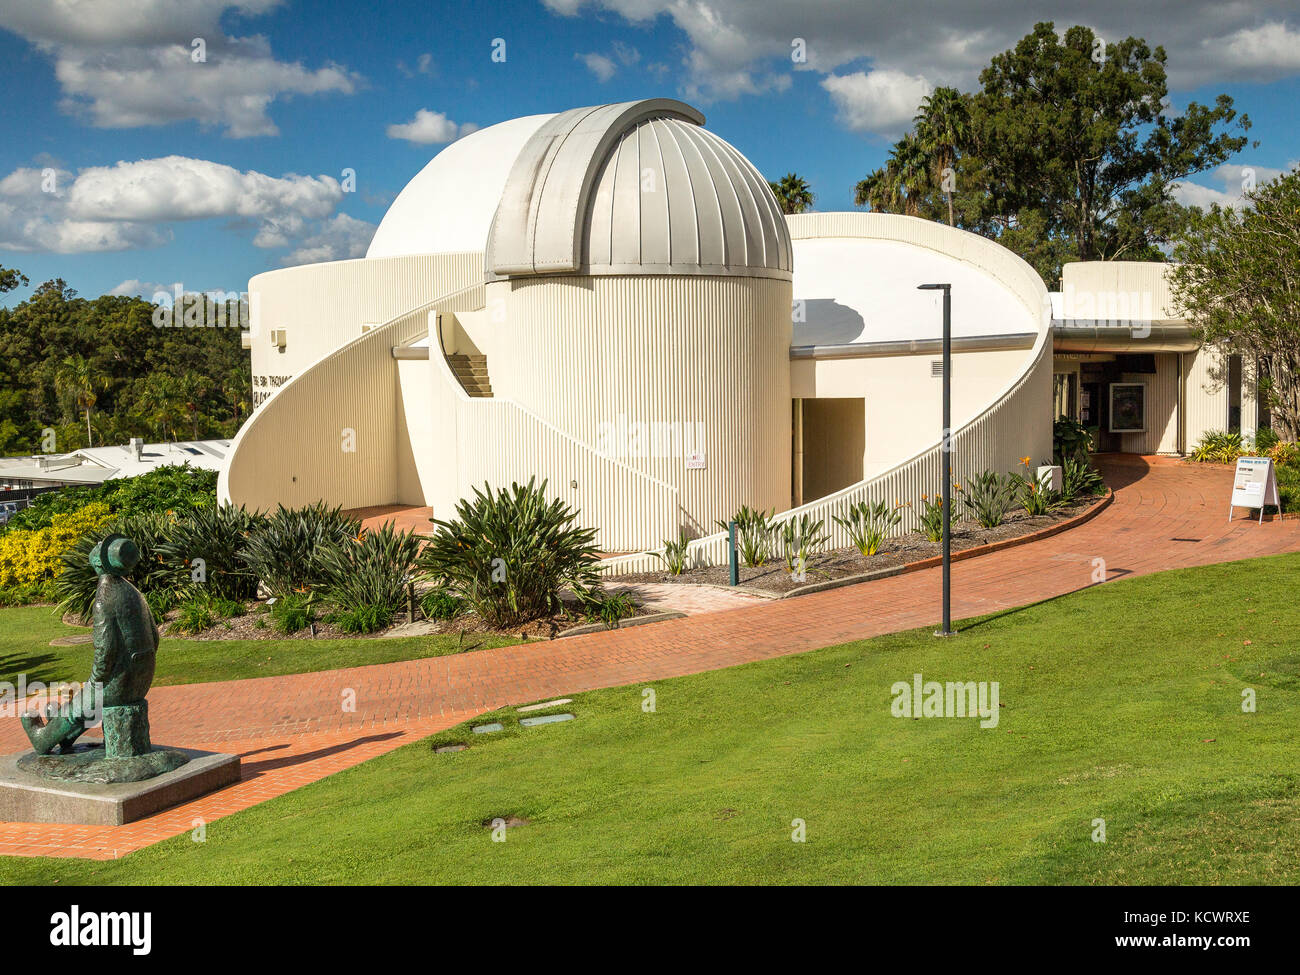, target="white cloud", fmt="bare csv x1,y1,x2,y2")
576,52,618,82
1173,162,1290,210
0,0,357,137
821,70,931,137
386,109,477,145
109,279,183,301
544,1,1300,133
281,213,376,266
0,155,355,256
